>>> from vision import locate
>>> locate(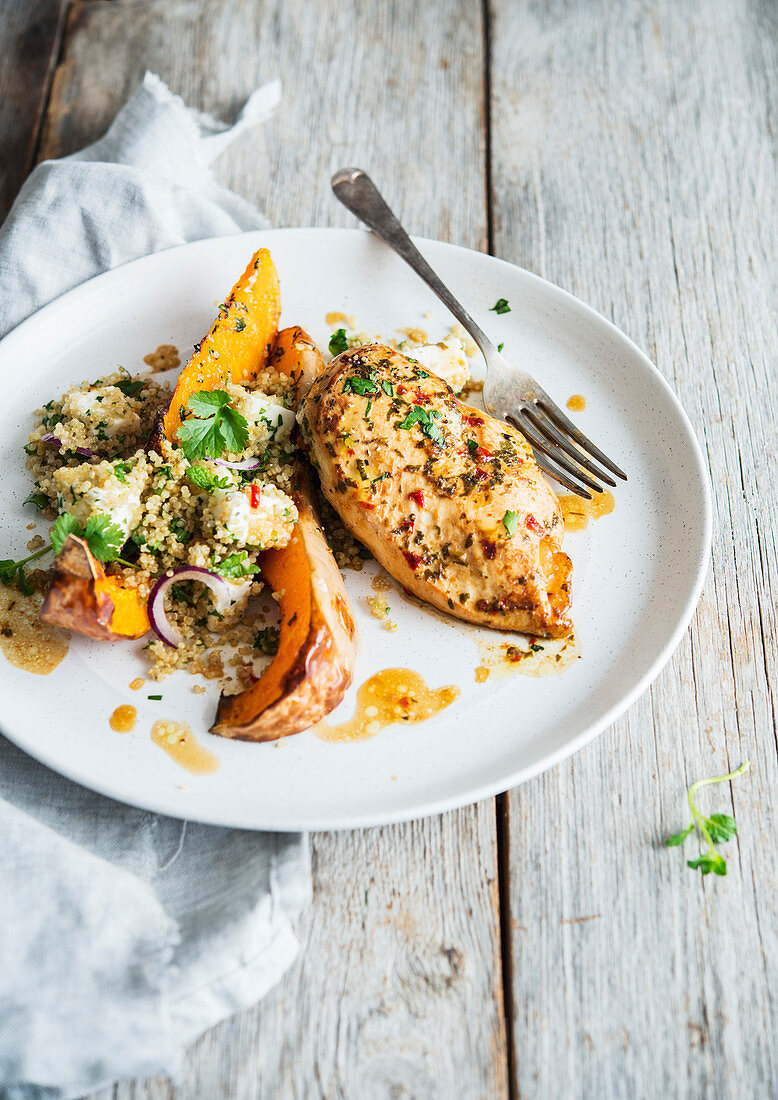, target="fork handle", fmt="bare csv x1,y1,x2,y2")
331,168,497,361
